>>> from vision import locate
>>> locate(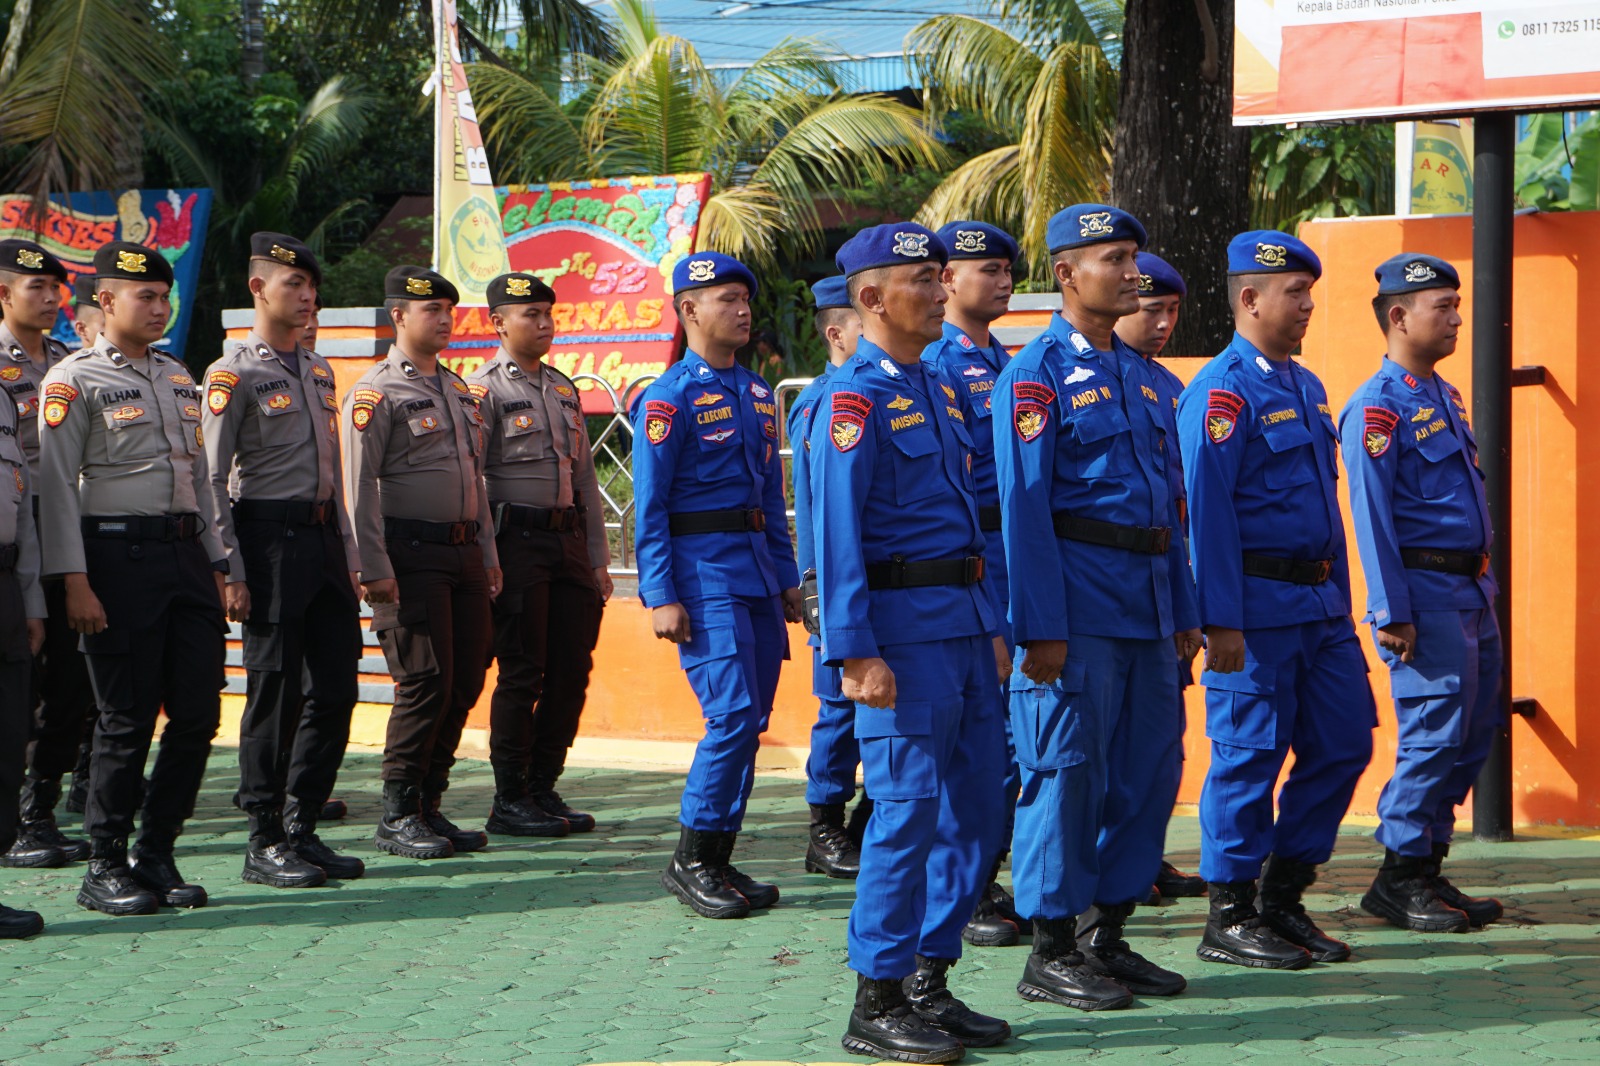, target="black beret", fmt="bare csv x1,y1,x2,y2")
485,272,556,310
92,241,175,286
0,238,67,282
73,276,98,307
384,265,458,304
250,231,321,285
